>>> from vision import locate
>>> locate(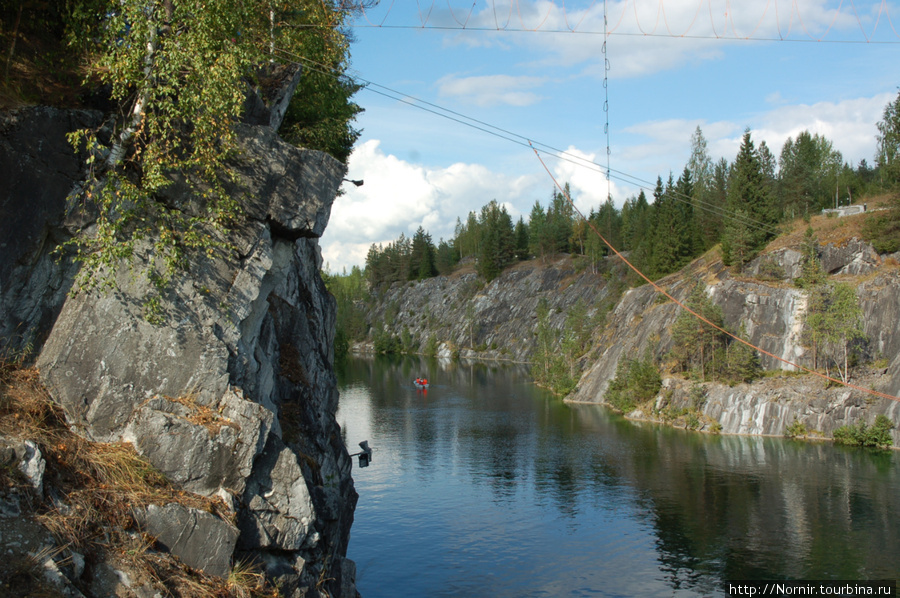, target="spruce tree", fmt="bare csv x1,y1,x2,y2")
670,282,726,380
477,200,515,281
514,217,530,261
529,201,550,263
876,89,900,186
722,130,776,267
